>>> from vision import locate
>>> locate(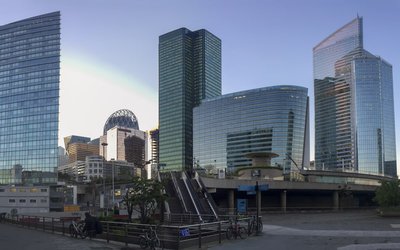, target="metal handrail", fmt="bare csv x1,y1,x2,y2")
182,172,203,222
